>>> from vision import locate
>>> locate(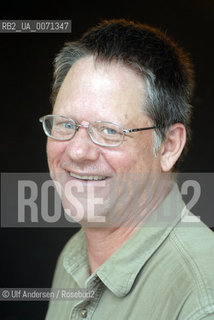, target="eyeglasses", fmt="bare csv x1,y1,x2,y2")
39,115,158,147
